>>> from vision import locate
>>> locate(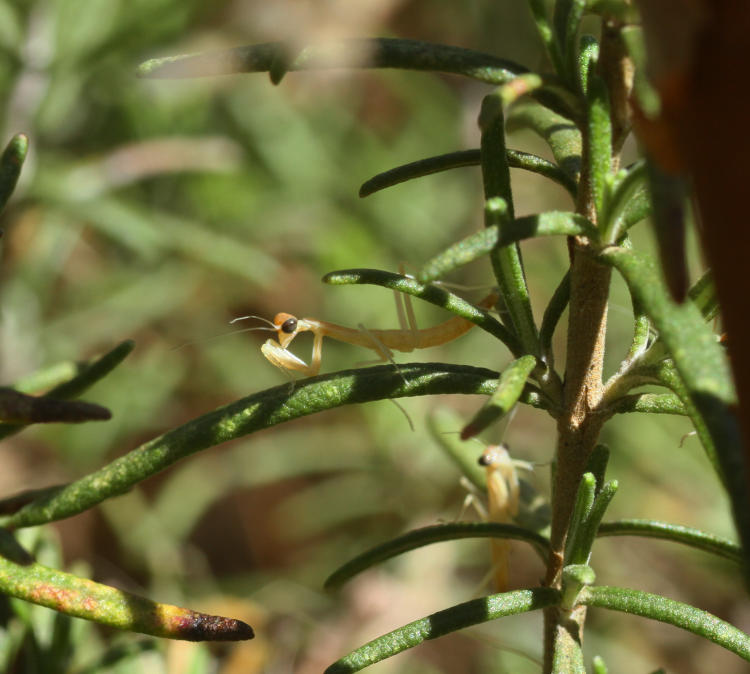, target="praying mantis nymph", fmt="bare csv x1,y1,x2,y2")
479,443,520,592
235,291,499,377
